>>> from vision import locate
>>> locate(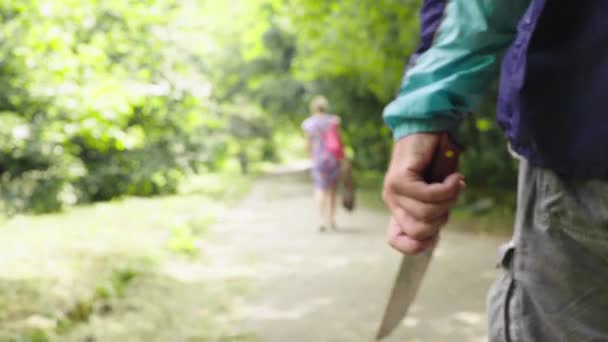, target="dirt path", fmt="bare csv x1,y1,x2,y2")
216,173,508,342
